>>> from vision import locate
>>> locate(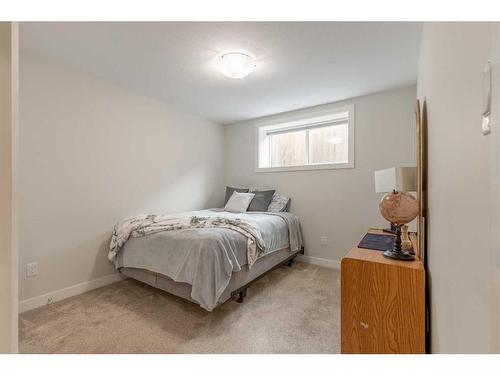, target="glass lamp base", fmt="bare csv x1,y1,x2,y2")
383,249,415,261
